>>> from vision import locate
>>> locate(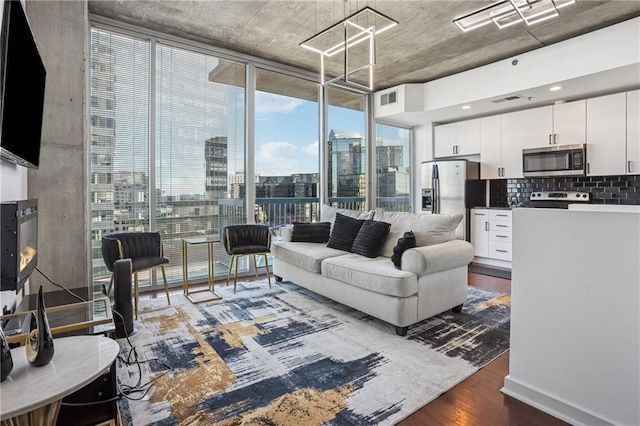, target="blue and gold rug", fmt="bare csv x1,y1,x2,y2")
116,281,510,425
